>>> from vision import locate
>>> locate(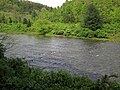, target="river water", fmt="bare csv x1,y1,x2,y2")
5,34,120,80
